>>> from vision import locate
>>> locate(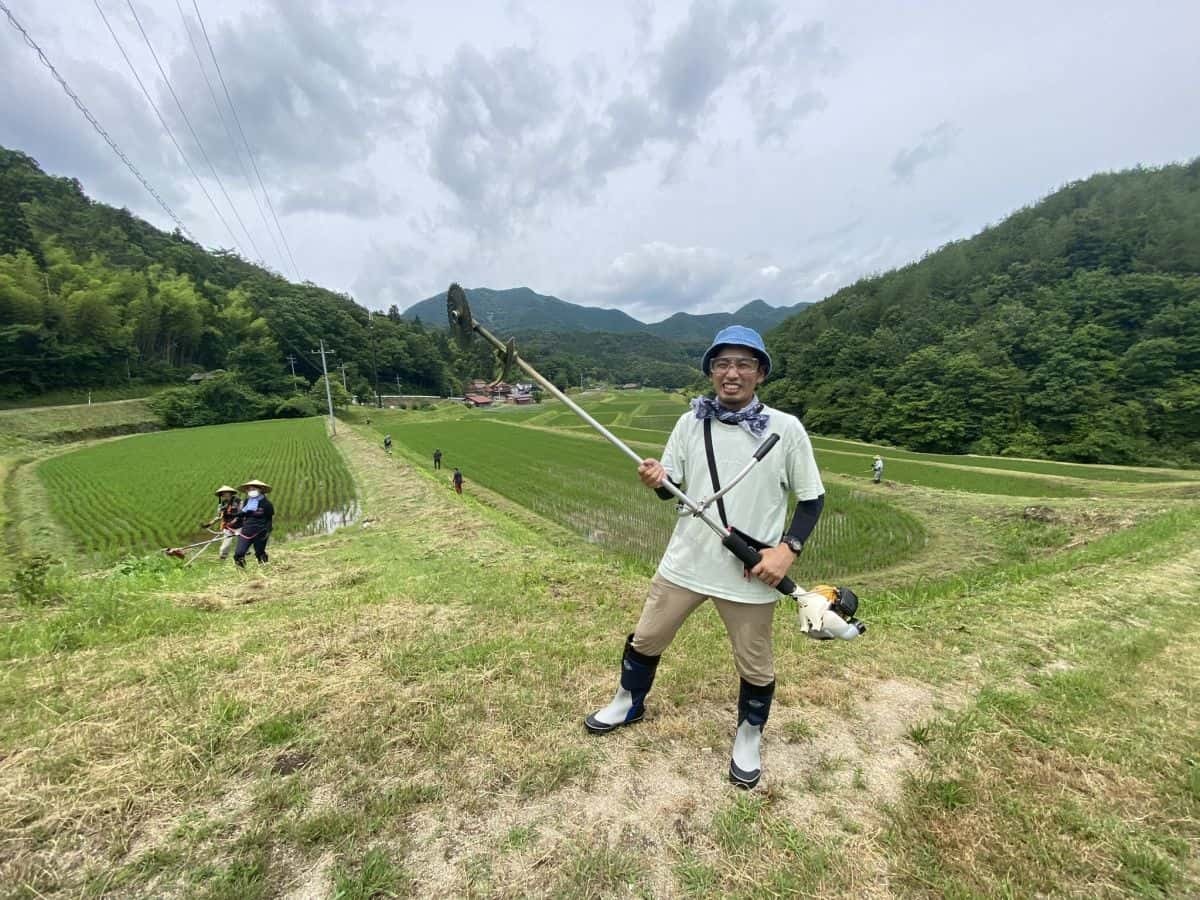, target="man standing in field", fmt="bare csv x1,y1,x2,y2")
452,467,463,494
872,455,884,484
233,479,274,568
584,325,826,790
200,485,241,560
384,434,393,455
433,448,443,470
